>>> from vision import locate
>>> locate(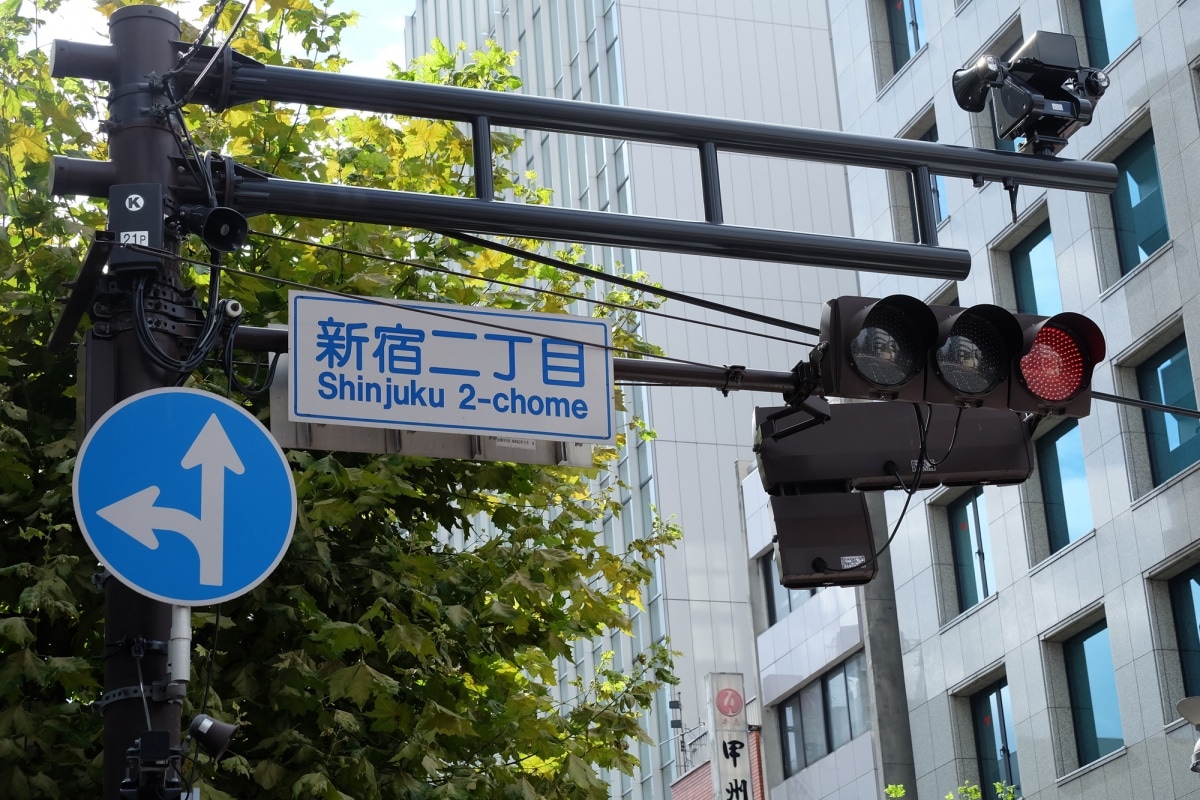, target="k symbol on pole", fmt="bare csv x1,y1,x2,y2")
73,388,297,605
